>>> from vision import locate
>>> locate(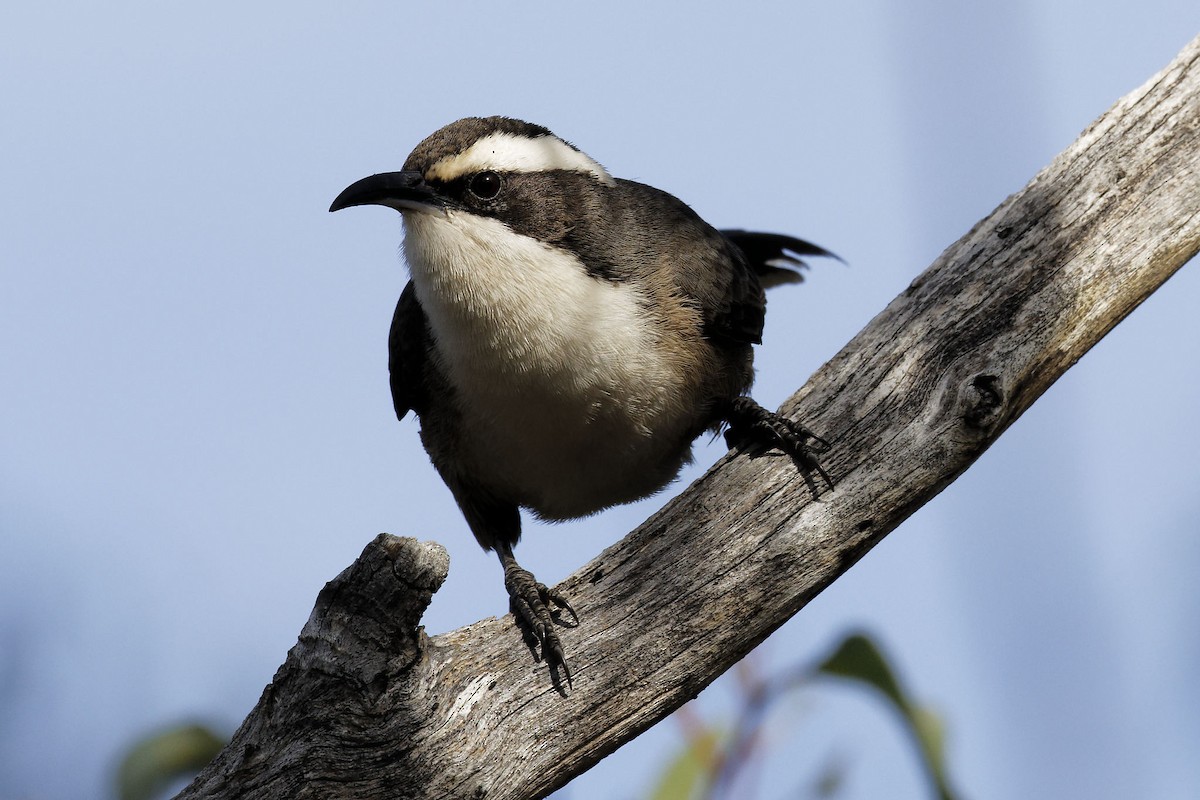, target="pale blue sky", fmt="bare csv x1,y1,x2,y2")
2,3,1198,798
